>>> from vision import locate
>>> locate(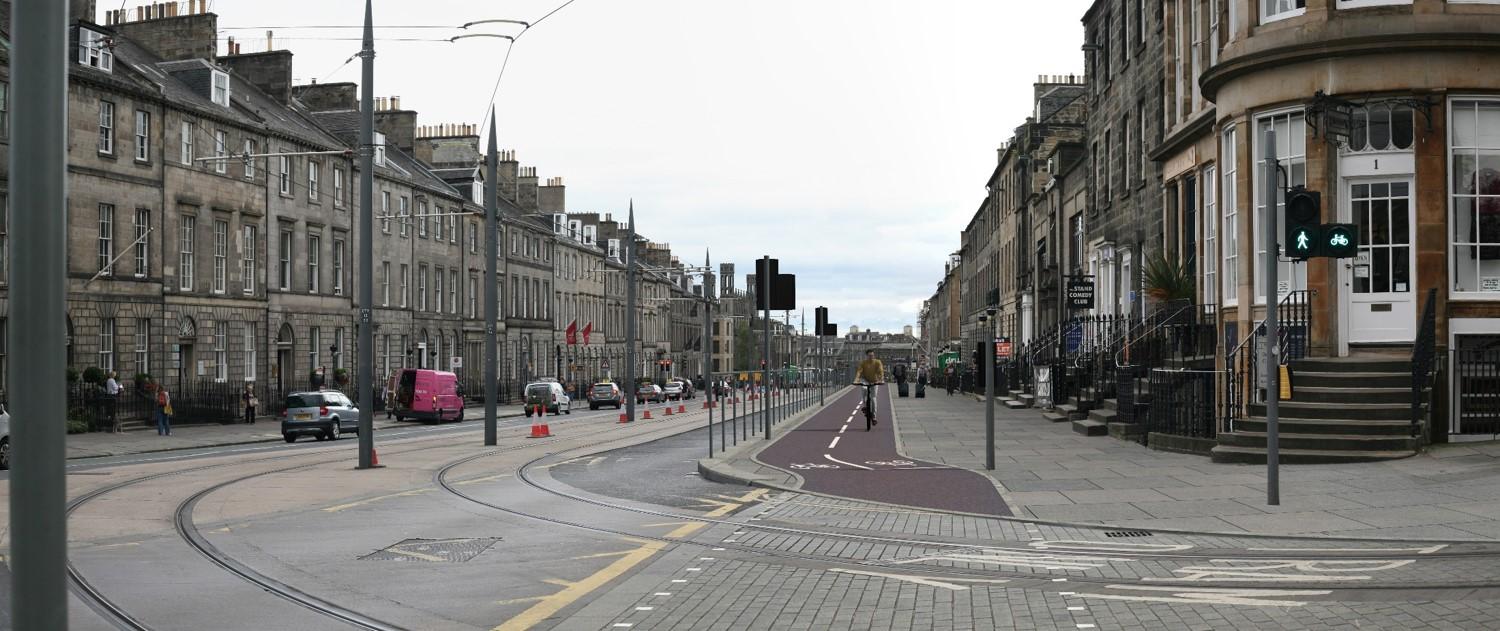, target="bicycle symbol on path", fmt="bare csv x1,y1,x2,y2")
789,463,840,470
865,460,917,468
